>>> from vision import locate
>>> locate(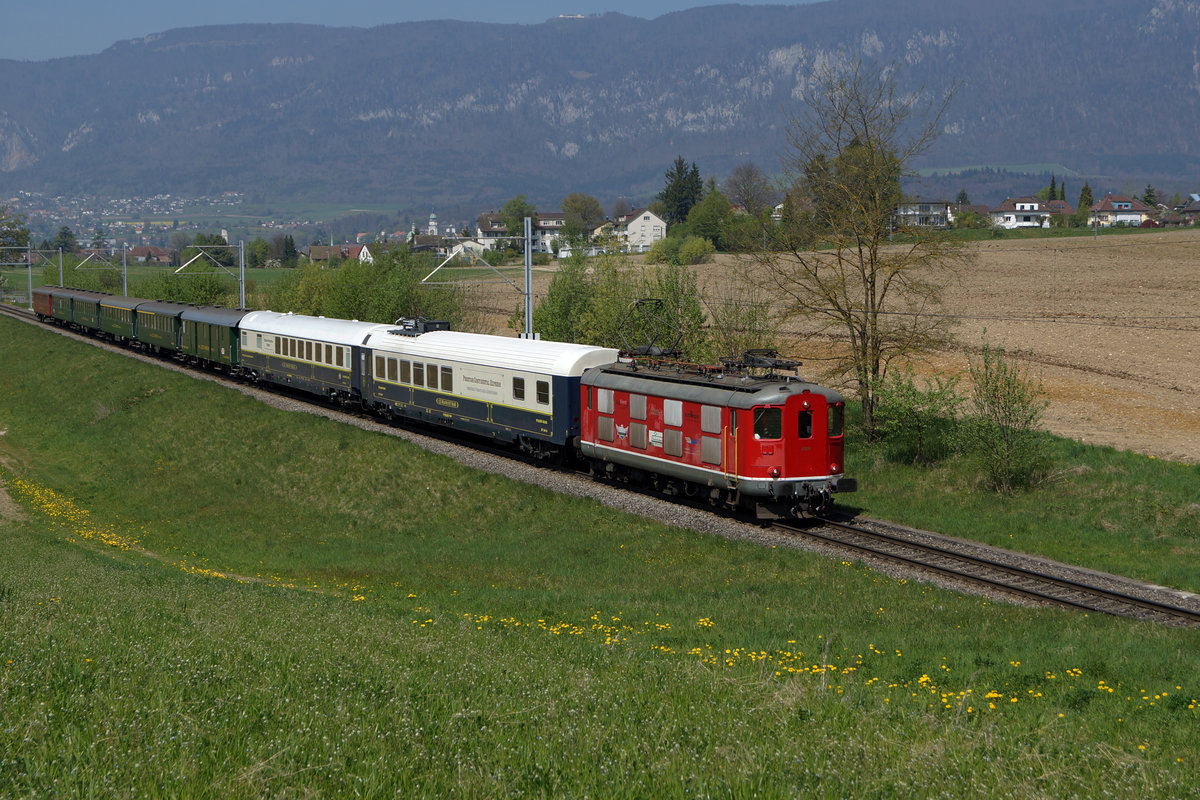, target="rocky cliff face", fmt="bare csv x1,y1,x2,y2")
1,0,1197,207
